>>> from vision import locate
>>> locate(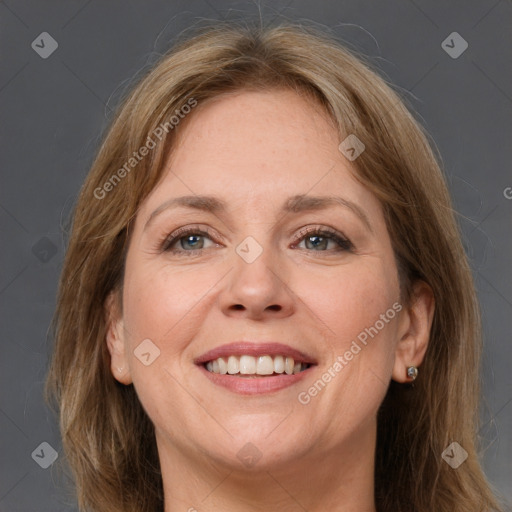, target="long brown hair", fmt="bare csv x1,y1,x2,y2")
45,19,504,512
